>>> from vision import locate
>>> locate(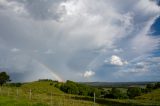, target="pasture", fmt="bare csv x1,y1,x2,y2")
0,81,160,106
